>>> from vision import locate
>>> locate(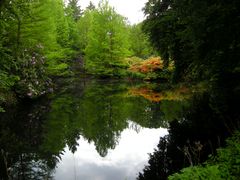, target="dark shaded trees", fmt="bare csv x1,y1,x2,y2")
143,0,240,82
